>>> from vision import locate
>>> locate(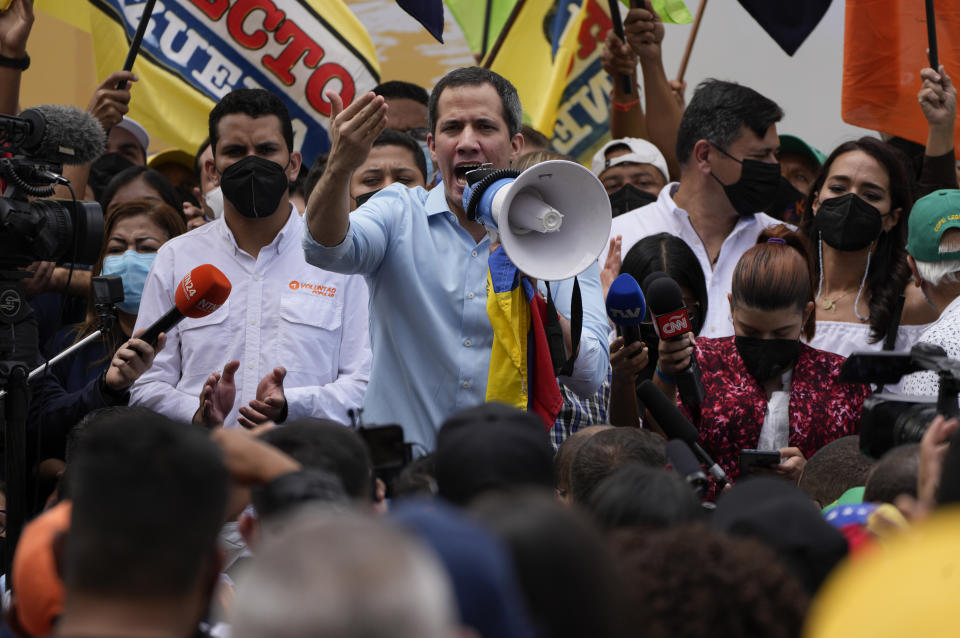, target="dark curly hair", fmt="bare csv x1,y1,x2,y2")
613,525,809,638
800,137,913,343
